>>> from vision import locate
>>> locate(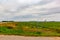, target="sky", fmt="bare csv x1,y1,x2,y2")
0,0,60,21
